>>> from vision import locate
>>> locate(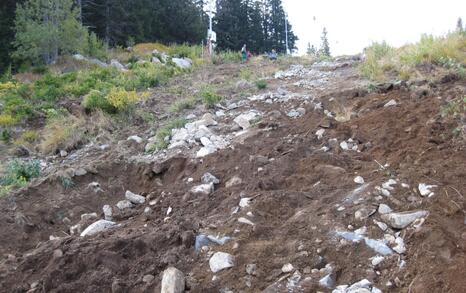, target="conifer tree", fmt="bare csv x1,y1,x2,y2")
319,27,330,57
